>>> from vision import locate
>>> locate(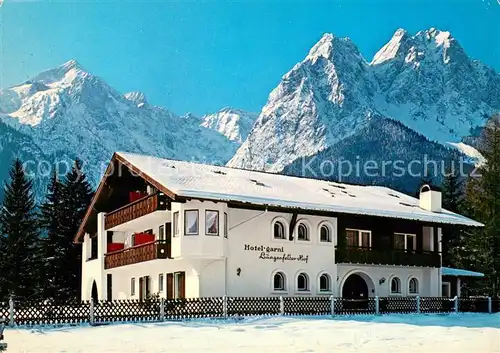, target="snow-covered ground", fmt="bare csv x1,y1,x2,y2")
4,314,500,353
